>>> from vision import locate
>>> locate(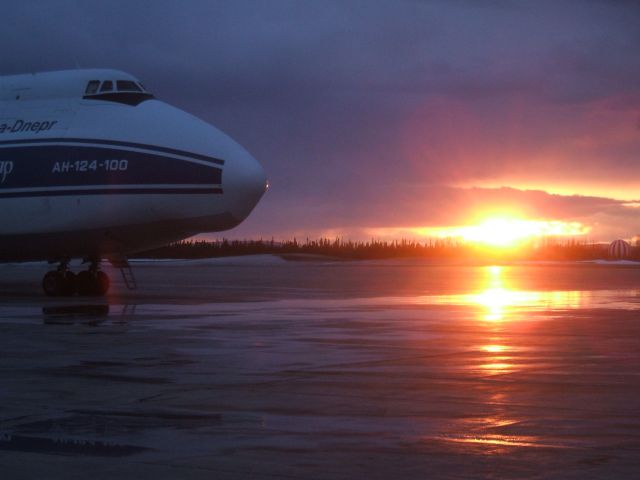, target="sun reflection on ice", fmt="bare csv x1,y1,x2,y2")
474,266,537,322
466,267,539,446
445,435,569,450
410,265,637,454
423,265,589,322
481,344,508,353
474,287,543,322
